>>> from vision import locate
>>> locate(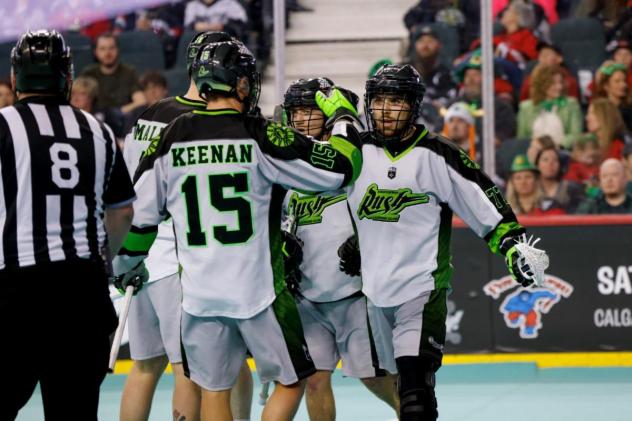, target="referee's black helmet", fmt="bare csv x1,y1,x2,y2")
191,40,260,113
11,30,73,97
186,31,233,76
